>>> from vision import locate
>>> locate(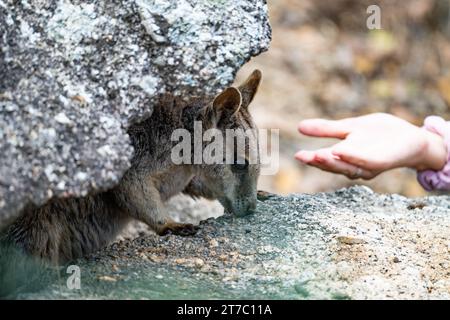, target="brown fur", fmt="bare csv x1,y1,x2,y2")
0,70,262,264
